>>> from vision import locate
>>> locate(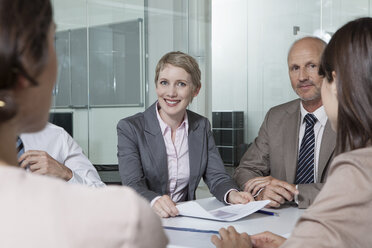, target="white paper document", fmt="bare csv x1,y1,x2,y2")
176,200,270,222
